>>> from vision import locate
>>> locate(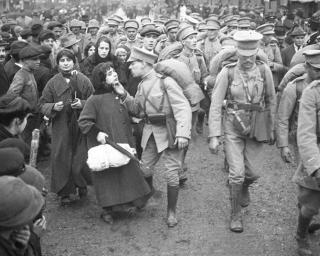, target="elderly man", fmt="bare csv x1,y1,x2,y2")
293,50,320,256
113,47,192,228
209,30,276,233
